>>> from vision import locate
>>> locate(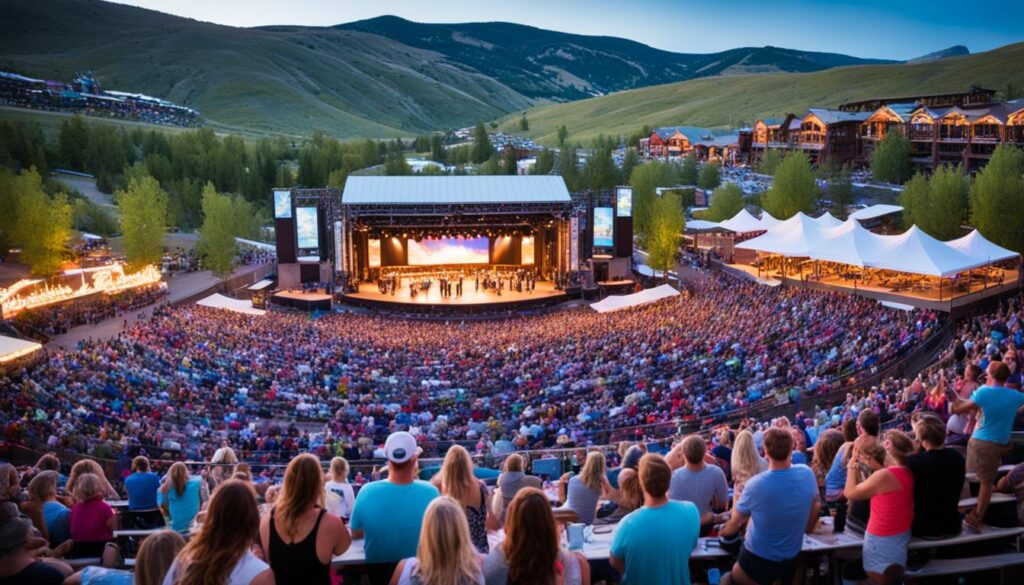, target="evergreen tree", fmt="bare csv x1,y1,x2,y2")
472,123,493,164
519,114,529,132
430,134,445,163
970,144,1024,252
679,153,699,185
697,163,722,190
384,150,411,175
502,148,518,175
621,148,639,184
757,149,784,175
557,125,569,148
871,131,913,184
116,174,168,271
630,161,680,247
559,148,580,191
533,148,555,175
761,152,819,219
706,183,744,222
58,115,90,171
647,190,684,281
827,164,855,216
583,148,619,190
